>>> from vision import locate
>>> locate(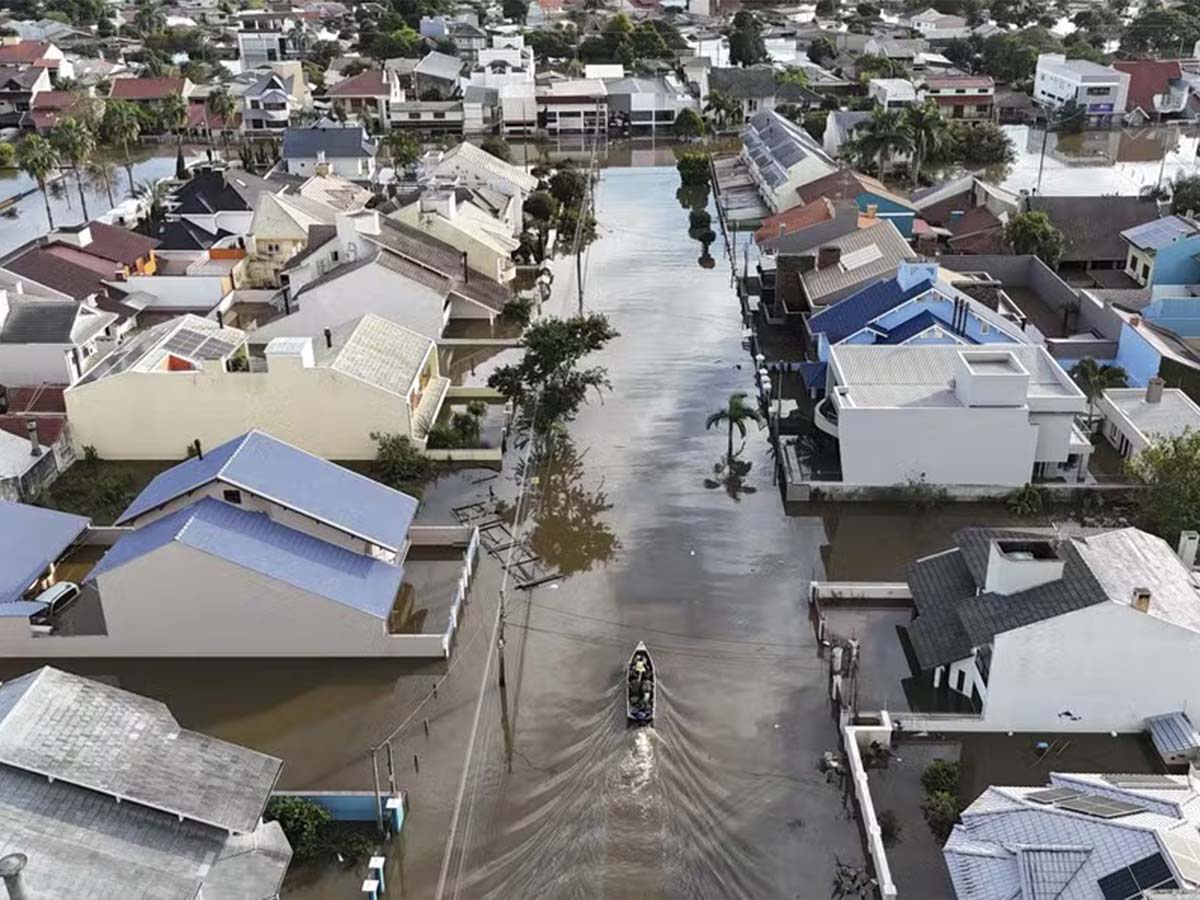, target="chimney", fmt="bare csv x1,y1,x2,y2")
1130,315,1142,327
1132,587,1152,613
865,203,878,219
817,245,841,269
1146,376,1165,404
324,327,332,348
216,310,224,328
0,853,28,900
1178,530,1200,569
26,419,39,456
896,258,939,291
51,224,93,249
462,251,469,283
193,438,203,460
